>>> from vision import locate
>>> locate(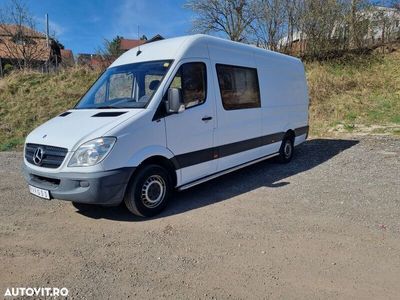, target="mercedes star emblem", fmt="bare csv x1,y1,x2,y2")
33,147,45,165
